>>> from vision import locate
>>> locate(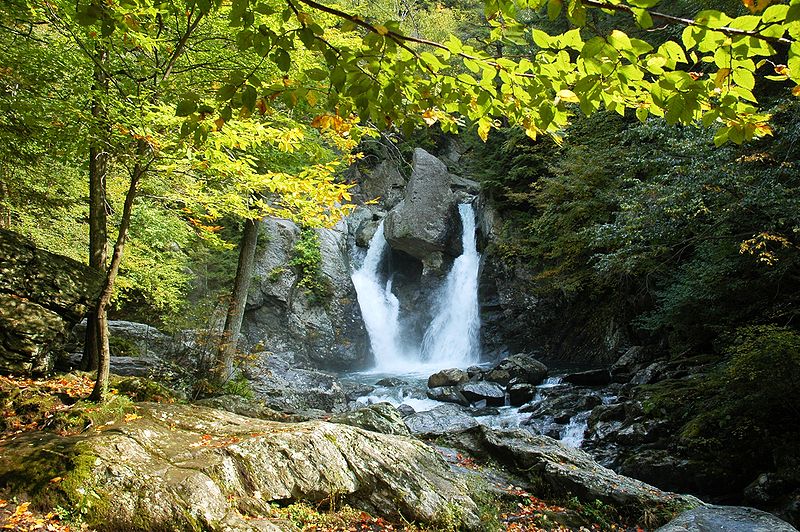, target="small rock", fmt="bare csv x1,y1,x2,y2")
461,381,506,406
427,368,469,388
396,404,416,417
375,377,408,387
